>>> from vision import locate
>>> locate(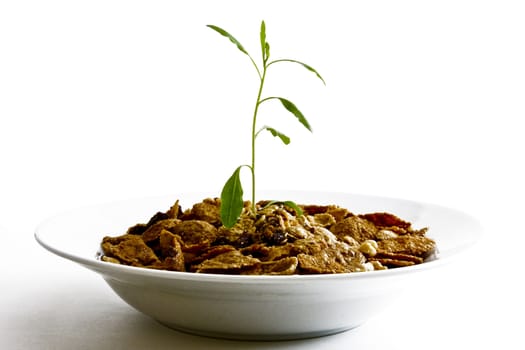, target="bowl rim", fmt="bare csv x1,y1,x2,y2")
34,190,483,284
